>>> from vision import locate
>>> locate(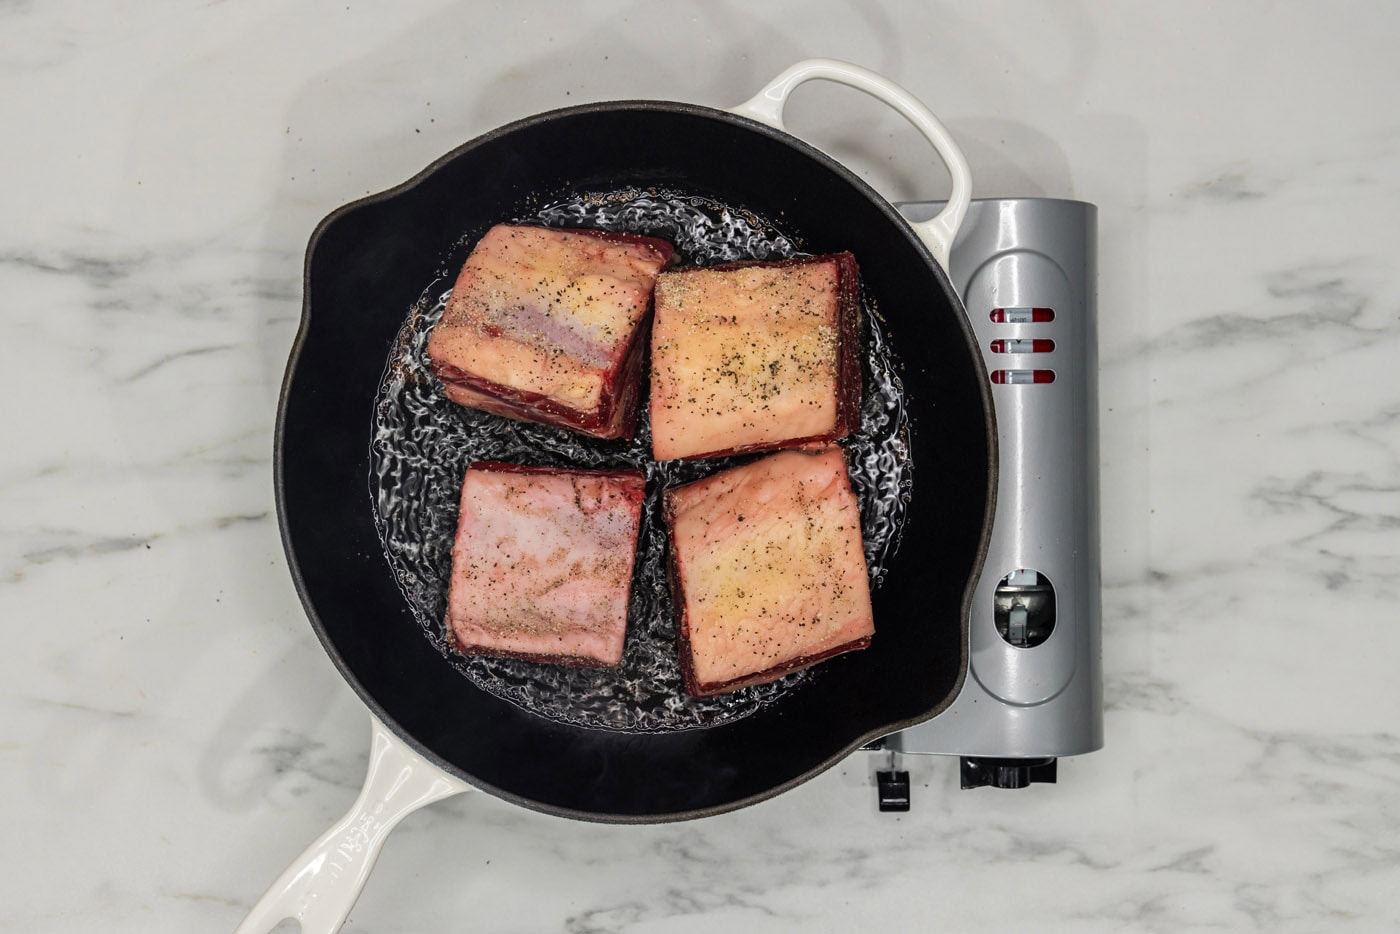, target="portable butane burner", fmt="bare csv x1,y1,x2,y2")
869,198,1102,808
